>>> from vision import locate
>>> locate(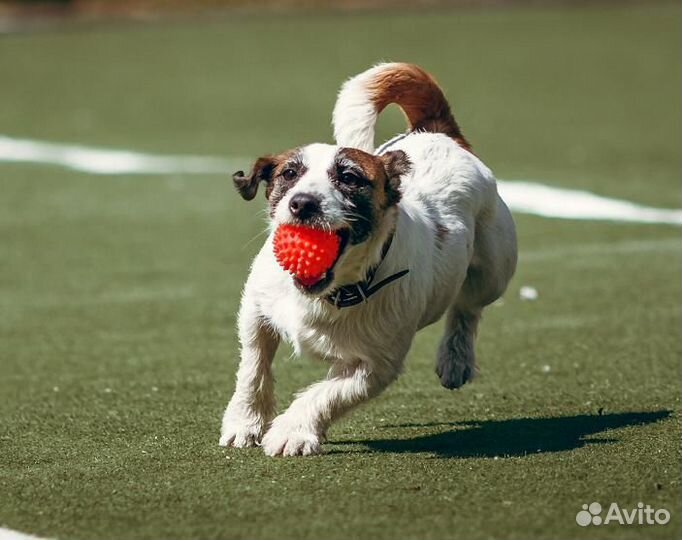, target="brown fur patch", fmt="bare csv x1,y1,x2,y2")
380,150,411,207
332,147,409,245
336,147,392,209
233,148,305,204
366,63,471,151
233,156,276,201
